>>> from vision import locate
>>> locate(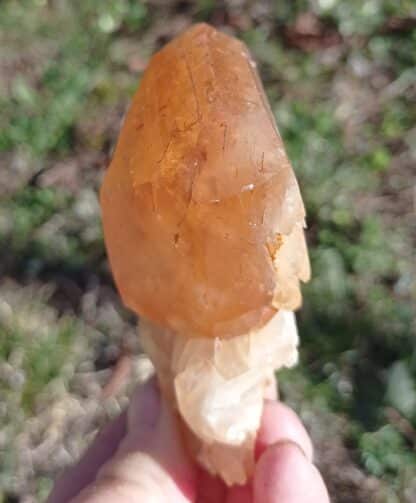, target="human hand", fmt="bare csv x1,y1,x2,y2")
48,379,330,503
